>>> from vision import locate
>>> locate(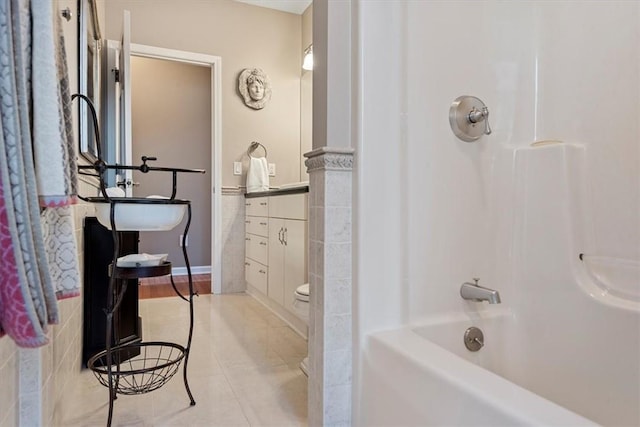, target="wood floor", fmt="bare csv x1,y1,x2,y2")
138,273,211,299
